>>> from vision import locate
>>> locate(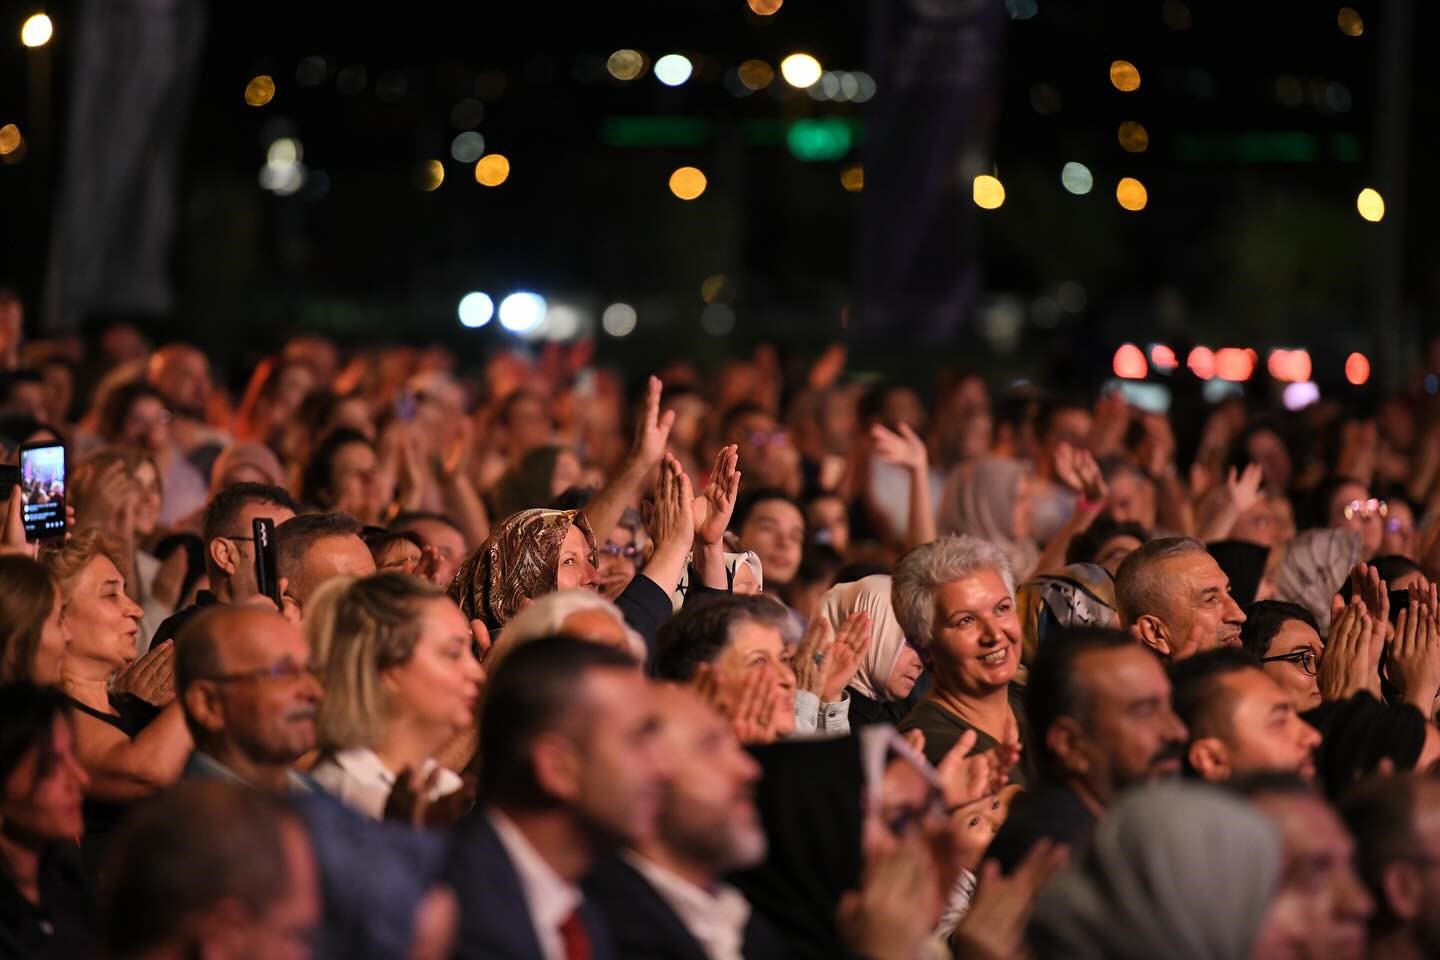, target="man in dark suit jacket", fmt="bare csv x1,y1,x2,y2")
446,638,669,960
584,685,786,960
